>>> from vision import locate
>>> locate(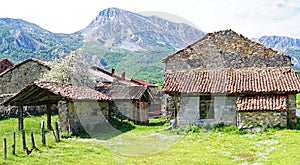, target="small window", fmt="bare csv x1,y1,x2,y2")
199,95,214,119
